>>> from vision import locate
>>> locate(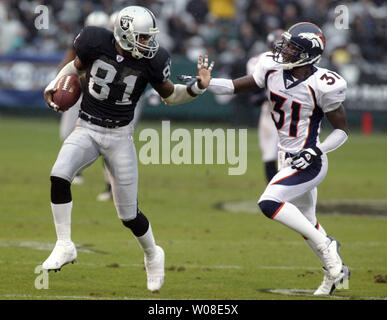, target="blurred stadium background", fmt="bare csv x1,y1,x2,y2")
0,0,387,129
0,0,386,301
